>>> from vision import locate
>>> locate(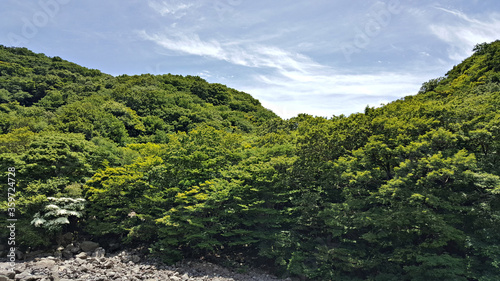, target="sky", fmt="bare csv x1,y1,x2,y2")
1,0,500,119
